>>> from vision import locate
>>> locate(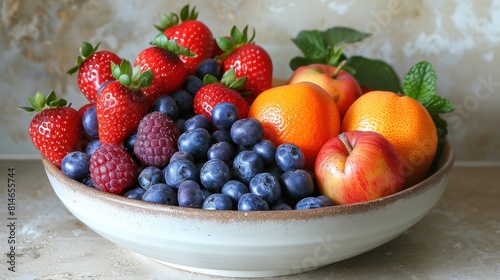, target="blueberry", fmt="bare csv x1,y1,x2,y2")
236,144,253,153
169,151,194,163
171,90,194,118
124,187,146,200
211,130,233,143
182,75,203,97
163,159,198,189
151,95,179,120
200,159,231,192
211,102,239,131
232,151,265,184
195,58,222,80
275,143,305,172
123,132,137,156
249,172,281,205
252,140,276,164
267,165,283,181
178,128,212,160
230,118,264,146
237,193,269,211
175,118,186,133
82,105,98,139
61,151,91,181
221,180,249,208
177,180,204,208
82,176,95,187
138,166,165,190
201,188,213,200
317,195,334,207
184,114,212,132
85,139,101,156
202,193,233,210
271,202,293,211
142,183,178,205
281,169,315,204
207,141,236,163
294,197,327,210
